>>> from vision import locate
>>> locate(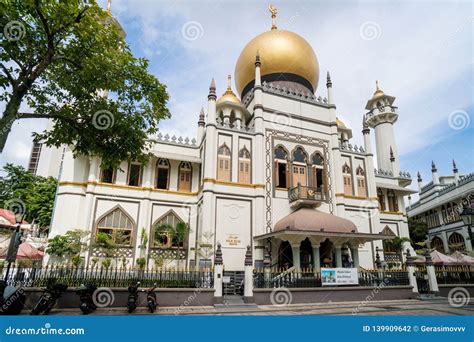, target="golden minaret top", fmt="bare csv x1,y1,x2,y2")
269,5,278,30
